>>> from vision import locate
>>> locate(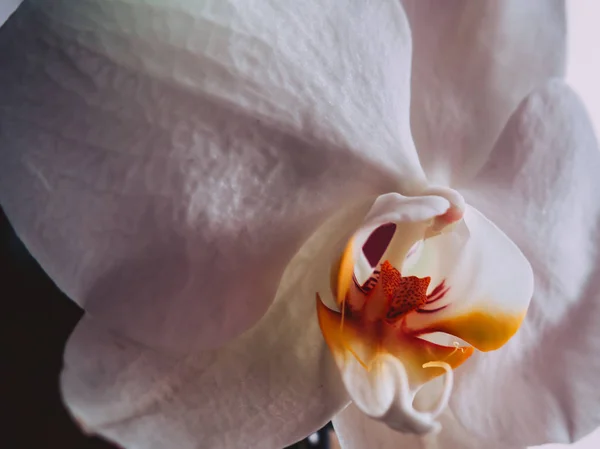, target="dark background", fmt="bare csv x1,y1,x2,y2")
1,207,113,448
0,207,331,449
